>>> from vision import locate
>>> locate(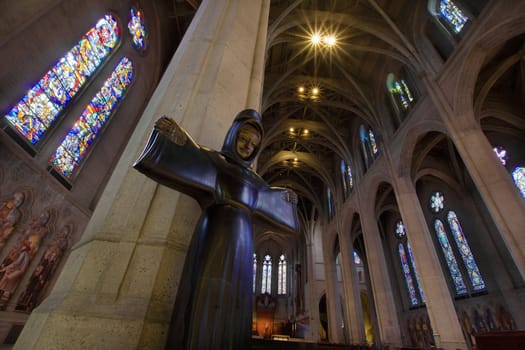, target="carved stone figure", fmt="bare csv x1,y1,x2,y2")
134,109,299,349
0,209,50,309
16,224,71,312
0,192,25,250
